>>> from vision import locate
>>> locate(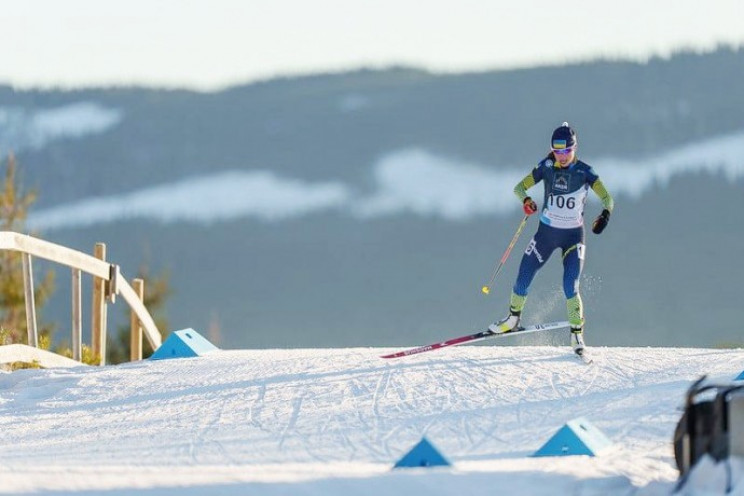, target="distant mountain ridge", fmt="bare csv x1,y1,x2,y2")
3,47,743,206
1,47,742,349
